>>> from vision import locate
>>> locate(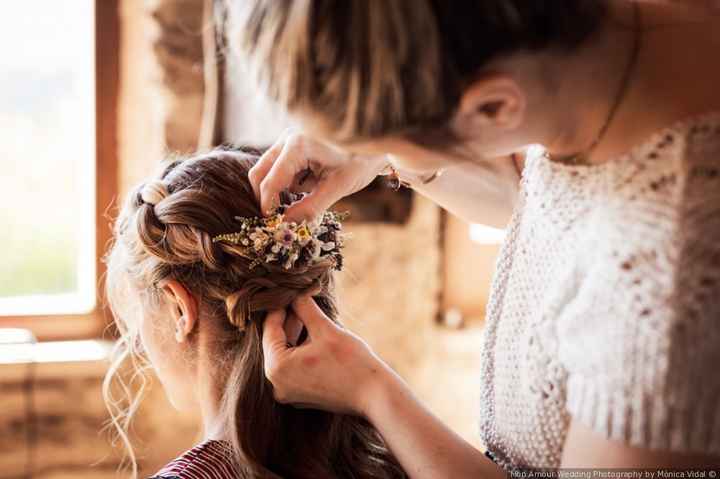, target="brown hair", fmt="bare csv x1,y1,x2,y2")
227,0,606,144
103,148,406,479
